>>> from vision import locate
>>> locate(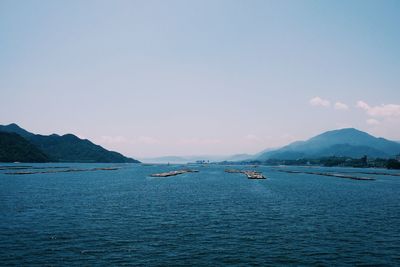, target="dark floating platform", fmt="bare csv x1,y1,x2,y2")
5,167,120,175
0,166,71,171
0,165,33,170
276,169,375,181
225,169,266,179
348,171,400,177
150,169,199,177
